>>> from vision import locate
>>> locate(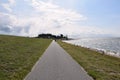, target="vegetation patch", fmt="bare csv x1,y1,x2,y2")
58,41,120,80
0,35,52,80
